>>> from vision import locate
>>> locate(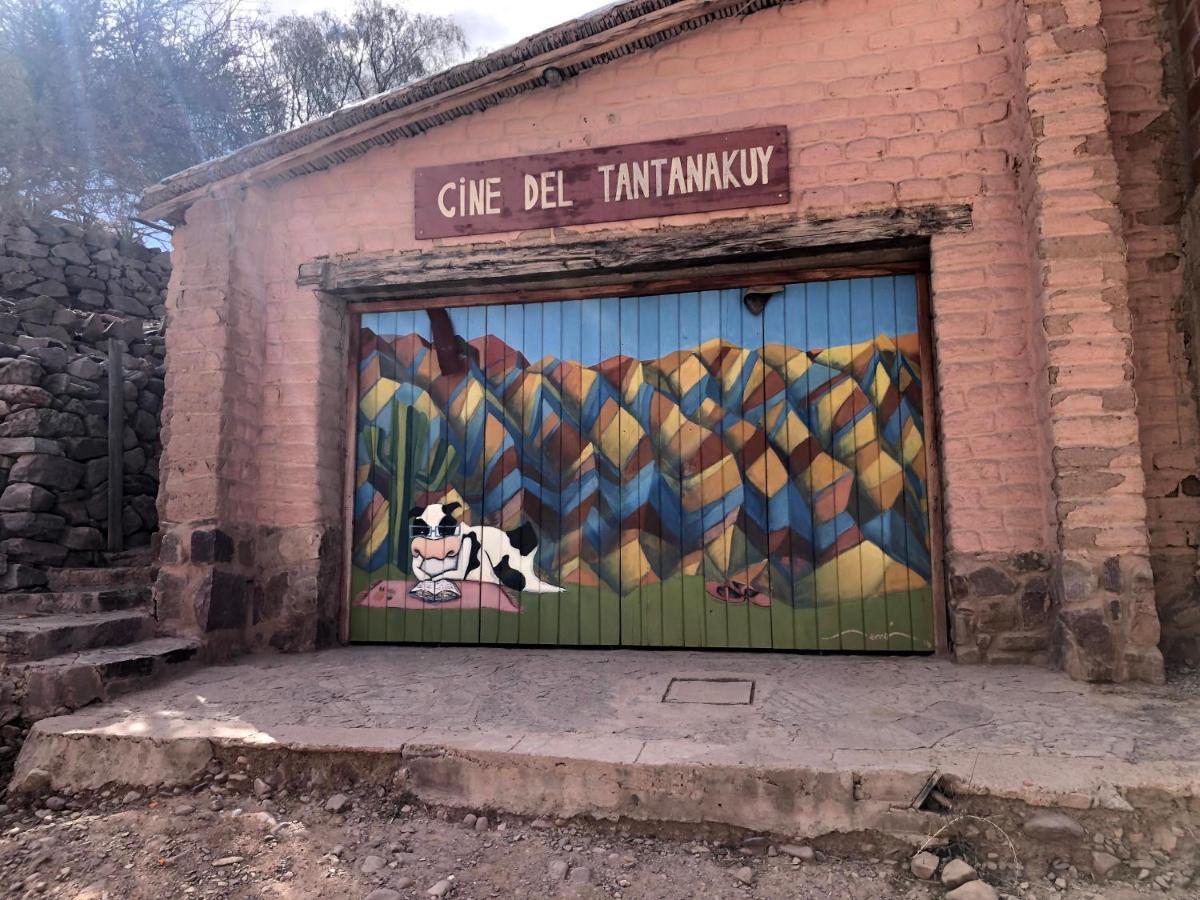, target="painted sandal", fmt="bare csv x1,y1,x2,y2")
732,581,771,607
705,581,746,604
